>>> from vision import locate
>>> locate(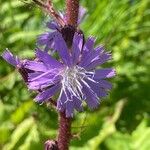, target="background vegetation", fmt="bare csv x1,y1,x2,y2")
0,0,150,149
